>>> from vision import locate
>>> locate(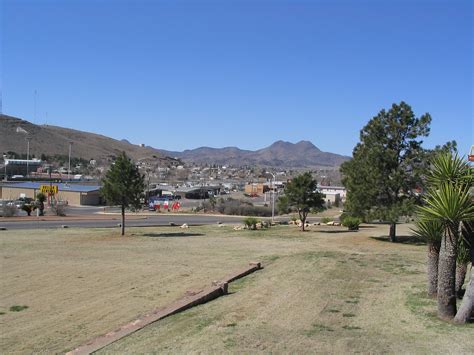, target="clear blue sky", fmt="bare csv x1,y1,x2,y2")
2,0,472,156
